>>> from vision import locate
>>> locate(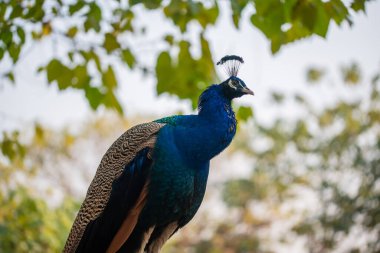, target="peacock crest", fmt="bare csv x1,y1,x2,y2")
217,55,244,77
